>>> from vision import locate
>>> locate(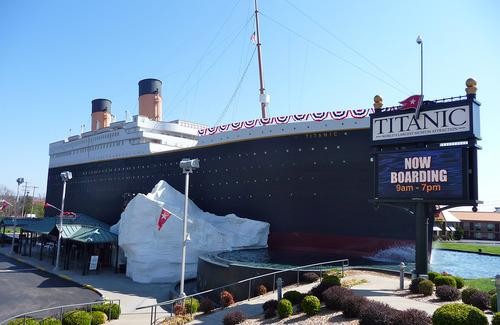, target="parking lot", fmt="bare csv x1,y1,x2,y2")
0,254,101,321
